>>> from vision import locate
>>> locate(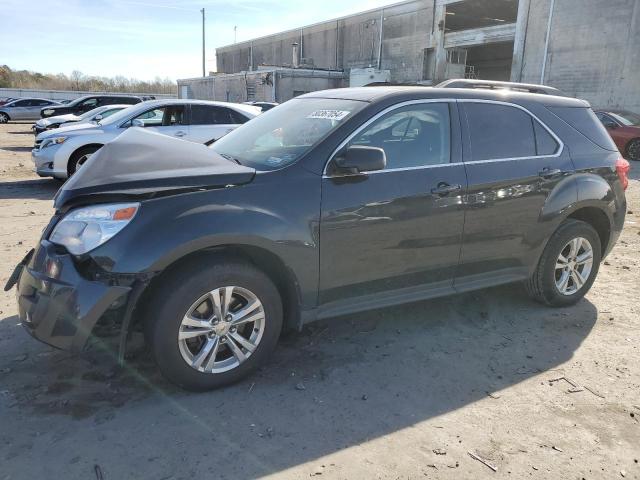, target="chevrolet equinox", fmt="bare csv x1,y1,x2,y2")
7,86,629,391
